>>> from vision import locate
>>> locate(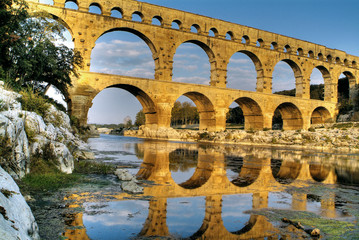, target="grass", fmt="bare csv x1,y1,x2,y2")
73,160,115,175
